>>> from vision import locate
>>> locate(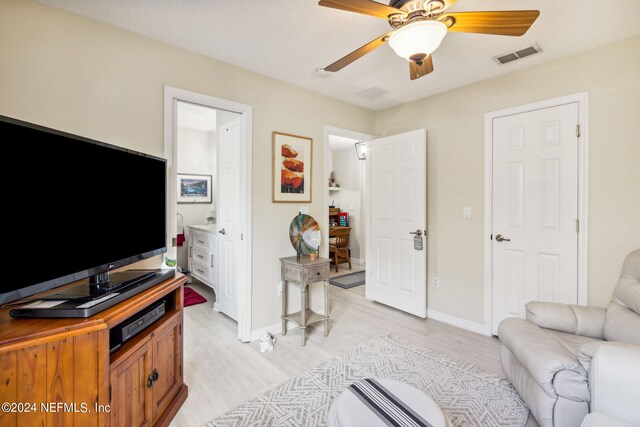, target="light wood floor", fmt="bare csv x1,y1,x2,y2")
329,262,366,278
171,280,536,427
